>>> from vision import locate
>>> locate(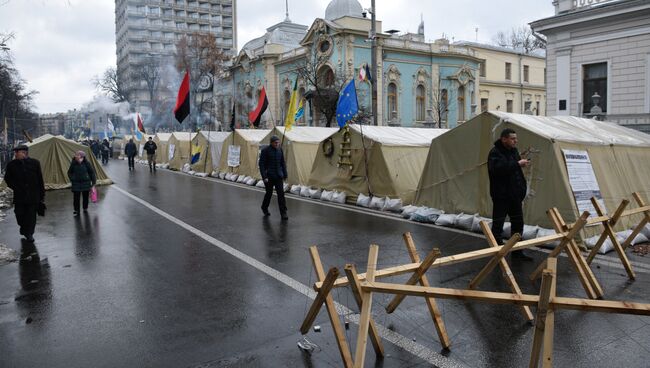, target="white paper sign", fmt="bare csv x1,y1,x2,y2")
562,149,606,221
227,145,241,167
168,144,175,161
138,144,144,157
